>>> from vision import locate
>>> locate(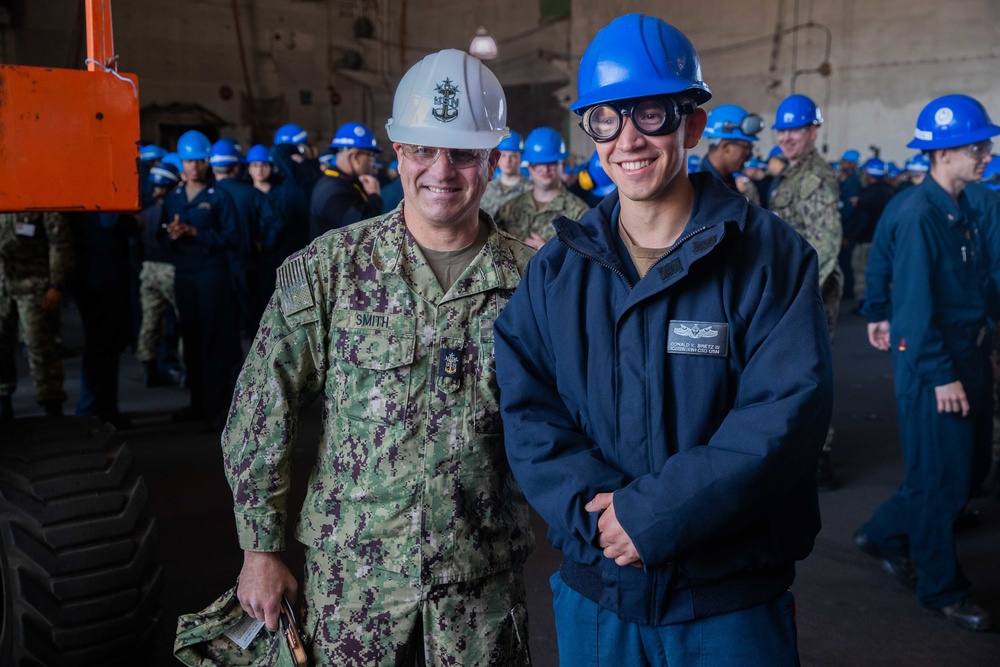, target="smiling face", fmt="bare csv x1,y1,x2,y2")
394,143,499,232
593,104,707,204
775,125,818,163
